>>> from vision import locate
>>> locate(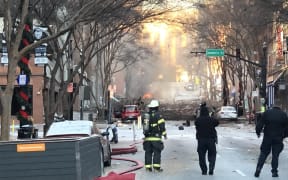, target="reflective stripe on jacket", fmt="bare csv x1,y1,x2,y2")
144,137,162,141
260,106,265,113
